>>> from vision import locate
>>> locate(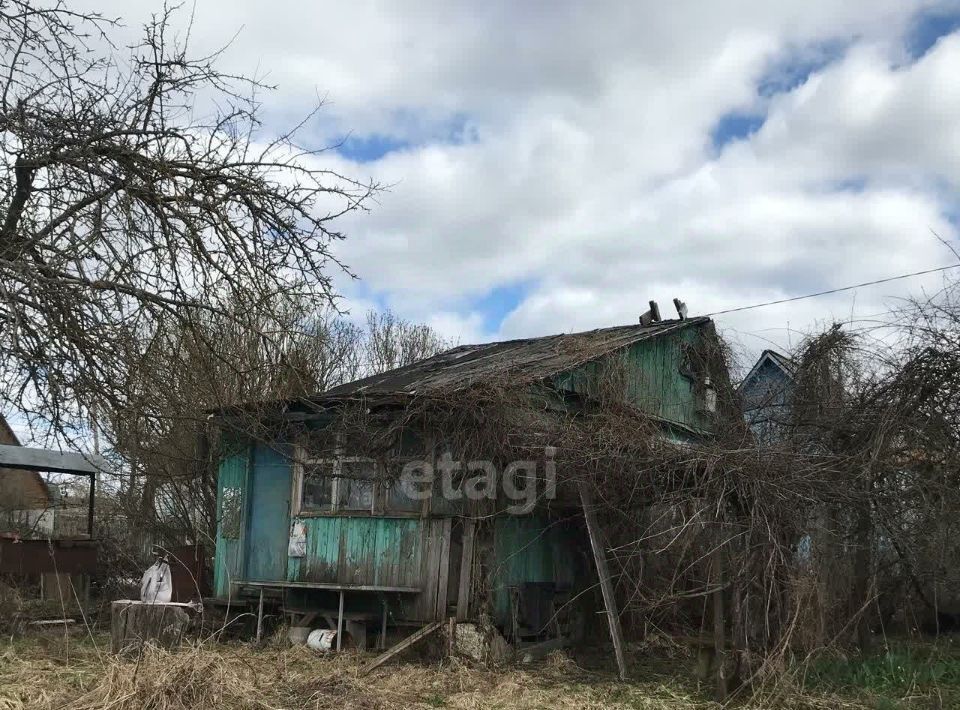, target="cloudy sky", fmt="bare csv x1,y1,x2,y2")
85,0,960,366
